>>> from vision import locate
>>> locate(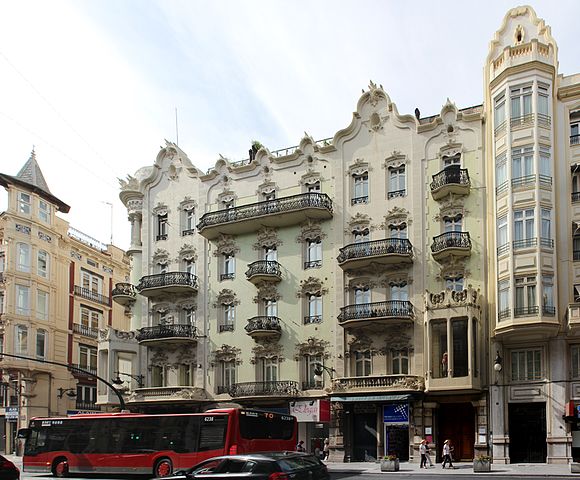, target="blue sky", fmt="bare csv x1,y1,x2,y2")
0,0,578,249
